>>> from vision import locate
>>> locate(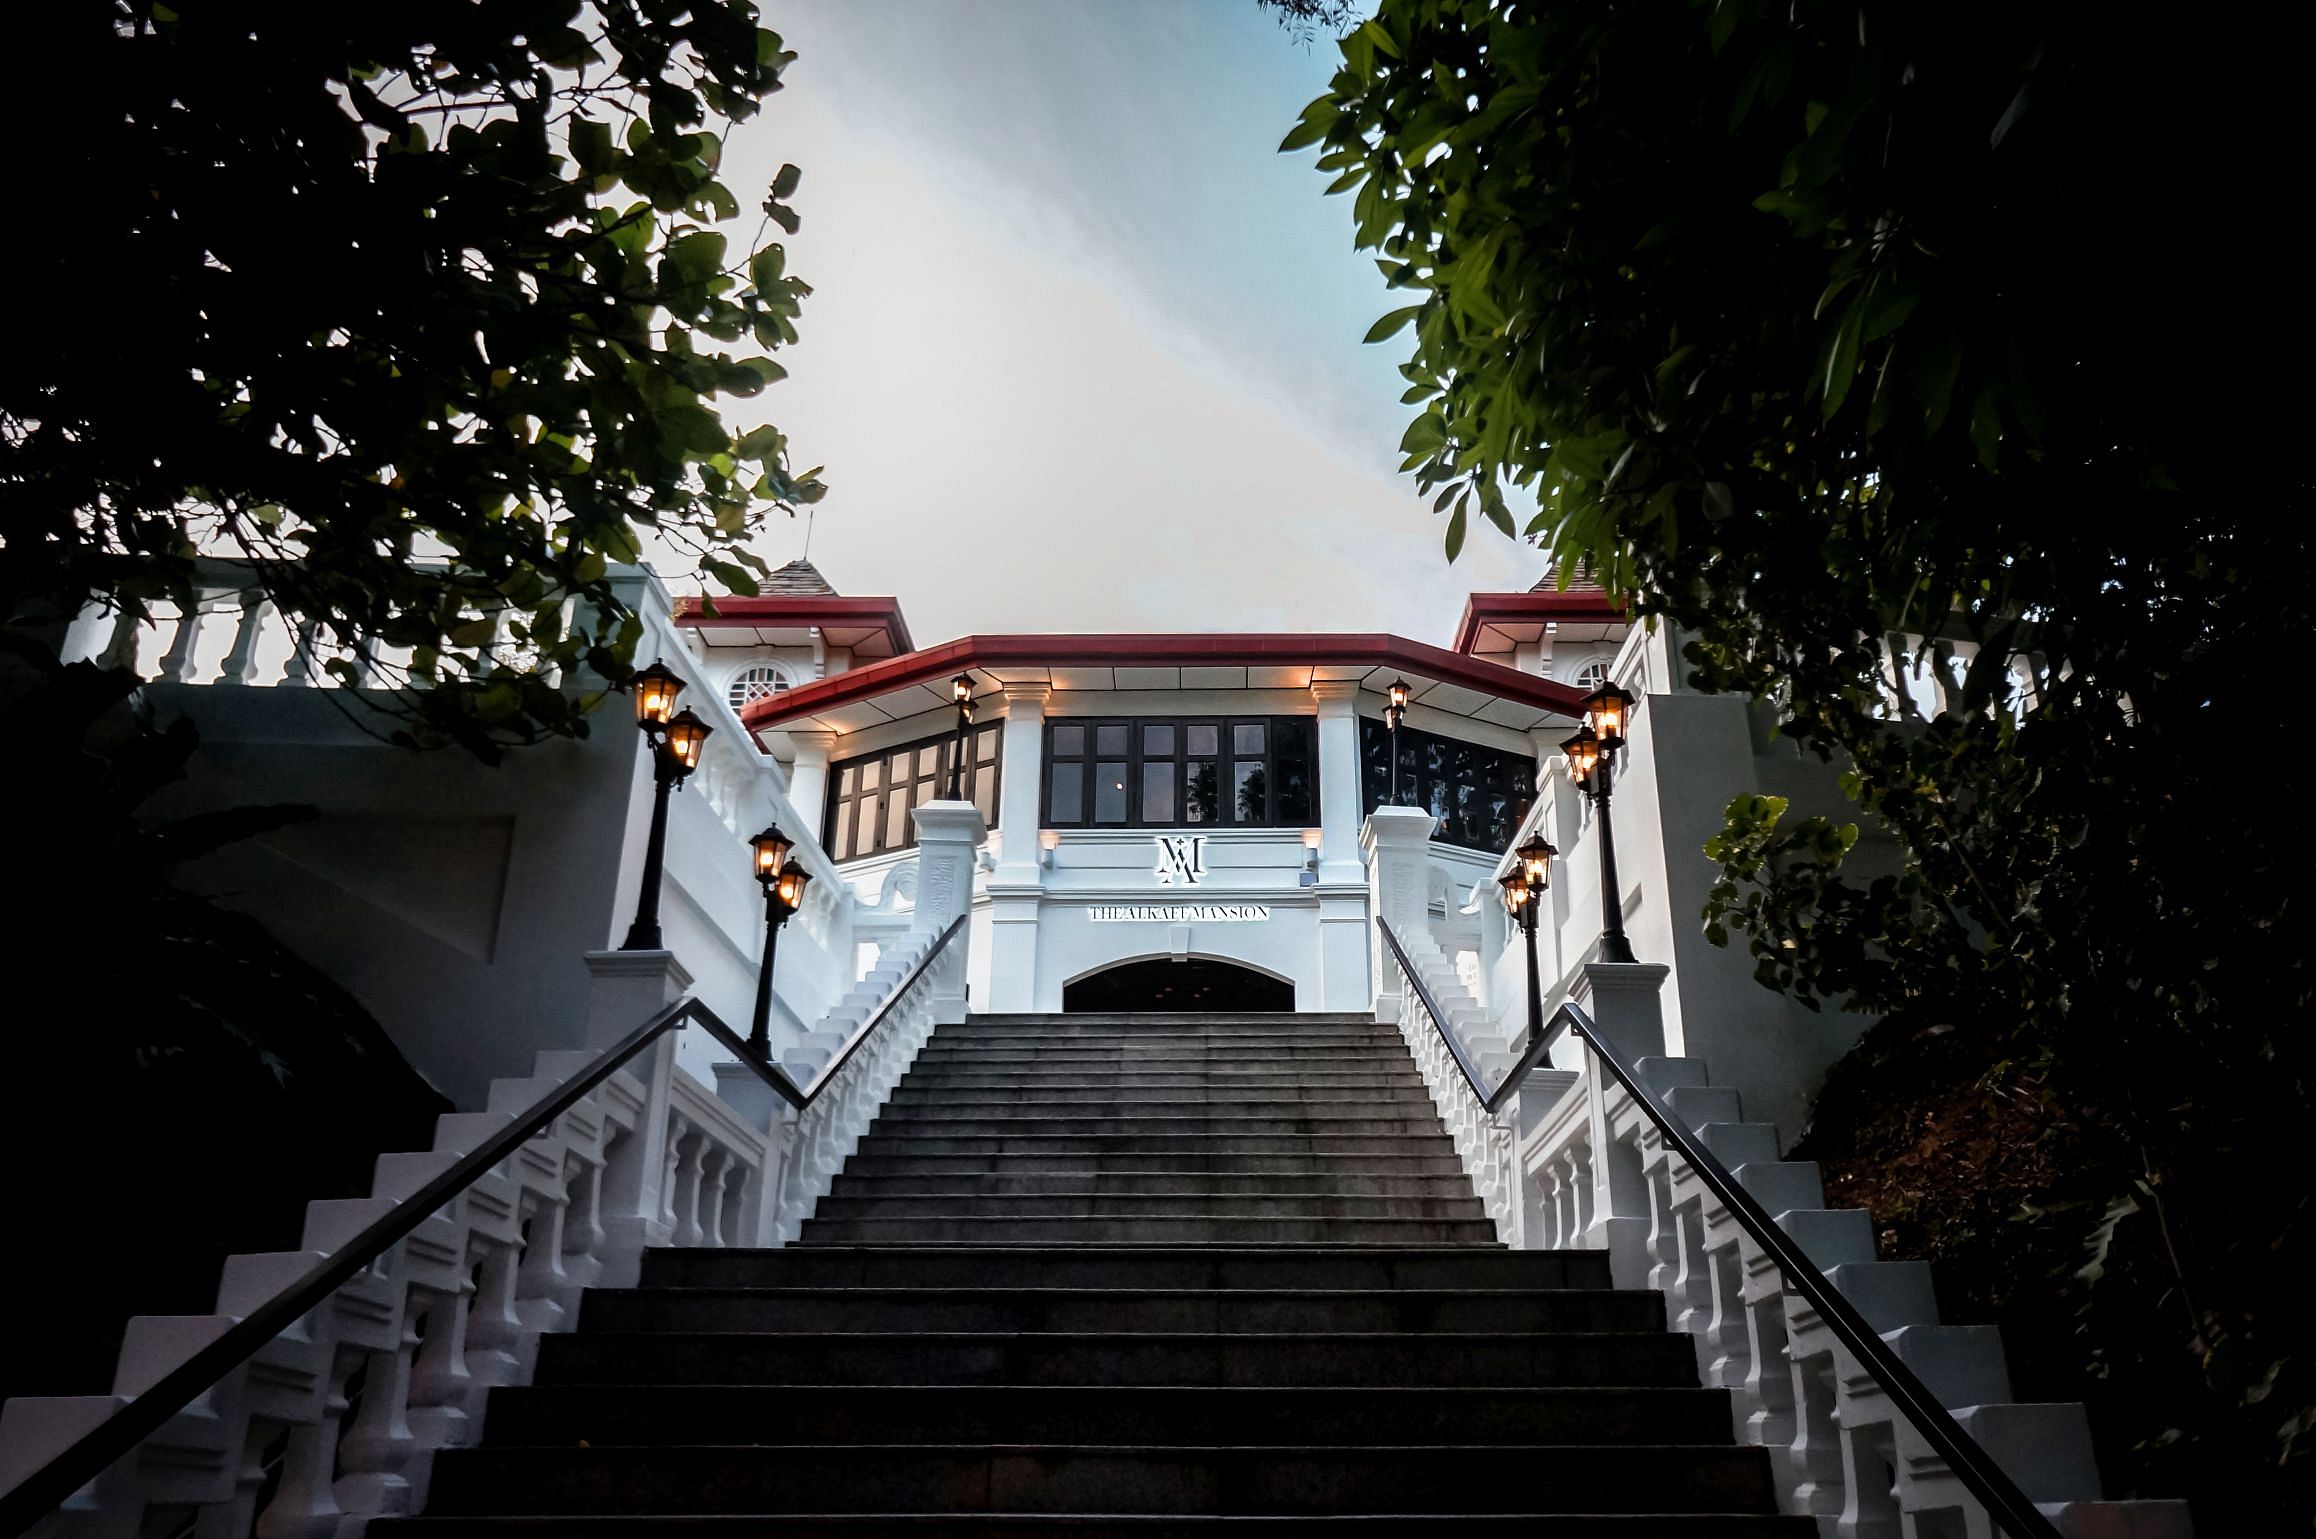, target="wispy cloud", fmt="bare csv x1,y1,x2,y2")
706,0,1546,643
